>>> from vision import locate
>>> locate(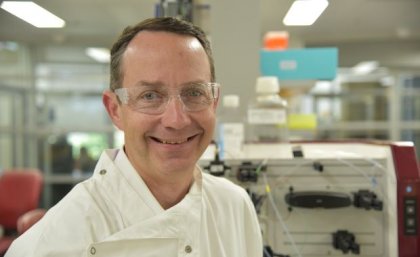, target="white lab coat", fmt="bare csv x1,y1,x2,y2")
6,149,262,257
